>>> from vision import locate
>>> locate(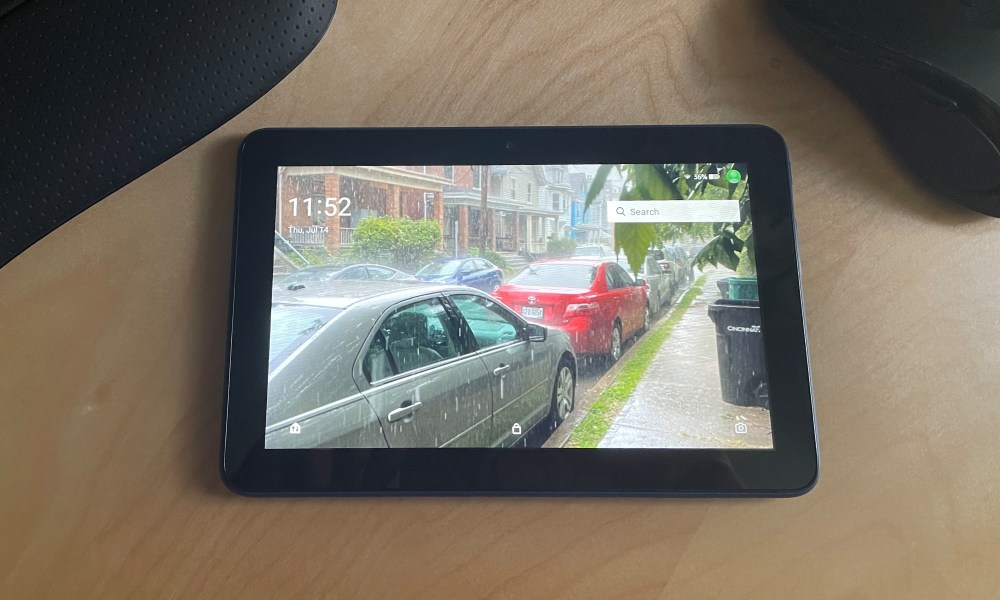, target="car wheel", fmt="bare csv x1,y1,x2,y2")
492,279,501,292
641,303,651,333
550,357,575,427
609,321,623,363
